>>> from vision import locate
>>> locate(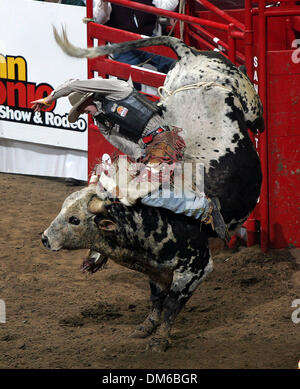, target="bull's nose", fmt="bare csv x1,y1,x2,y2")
41,234,51,250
